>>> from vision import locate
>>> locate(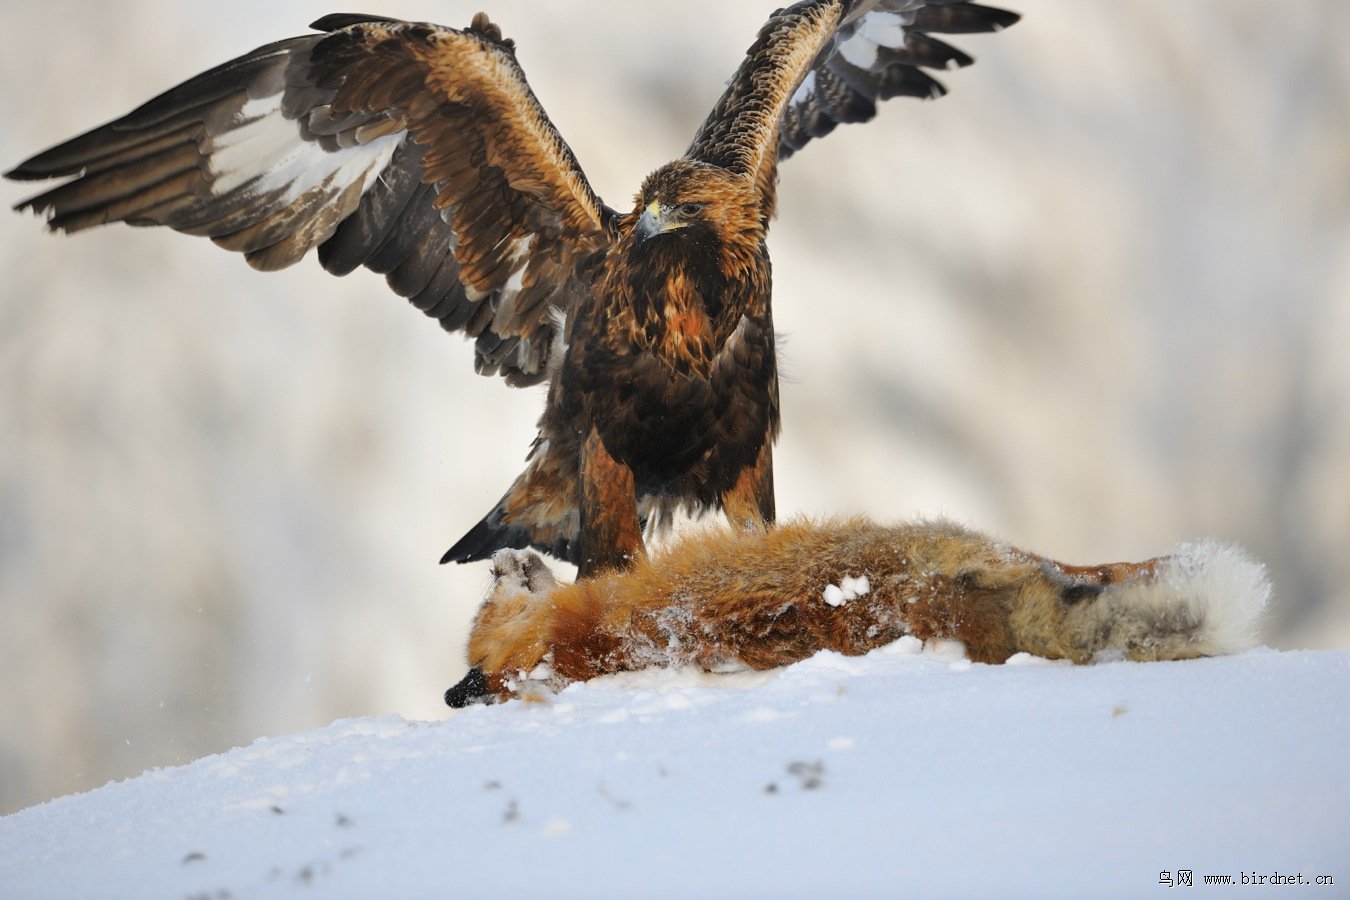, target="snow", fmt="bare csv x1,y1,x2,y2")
2,645,1346,898
822,575,871,606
